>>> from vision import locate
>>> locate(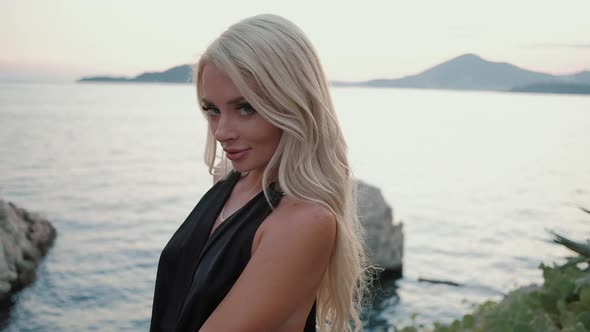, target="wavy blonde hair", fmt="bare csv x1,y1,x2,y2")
193,14,368,332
